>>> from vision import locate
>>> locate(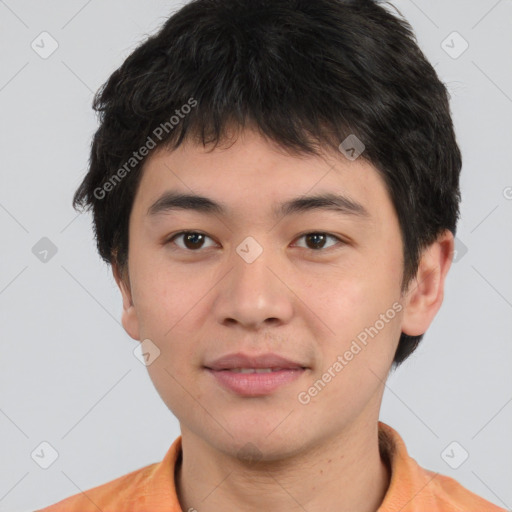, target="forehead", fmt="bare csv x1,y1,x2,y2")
131,129,394,225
